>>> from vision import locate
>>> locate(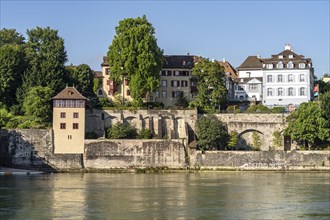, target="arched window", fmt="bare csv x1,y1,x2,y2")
300,87,306,96
267,75,273,82
287,62,294,69
288,87,294,96
299,63,306,68
288,74,294,82
277,62,283,69
278,88,284,96
267,88,273,96
299,74,305,82
277,75,283,82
